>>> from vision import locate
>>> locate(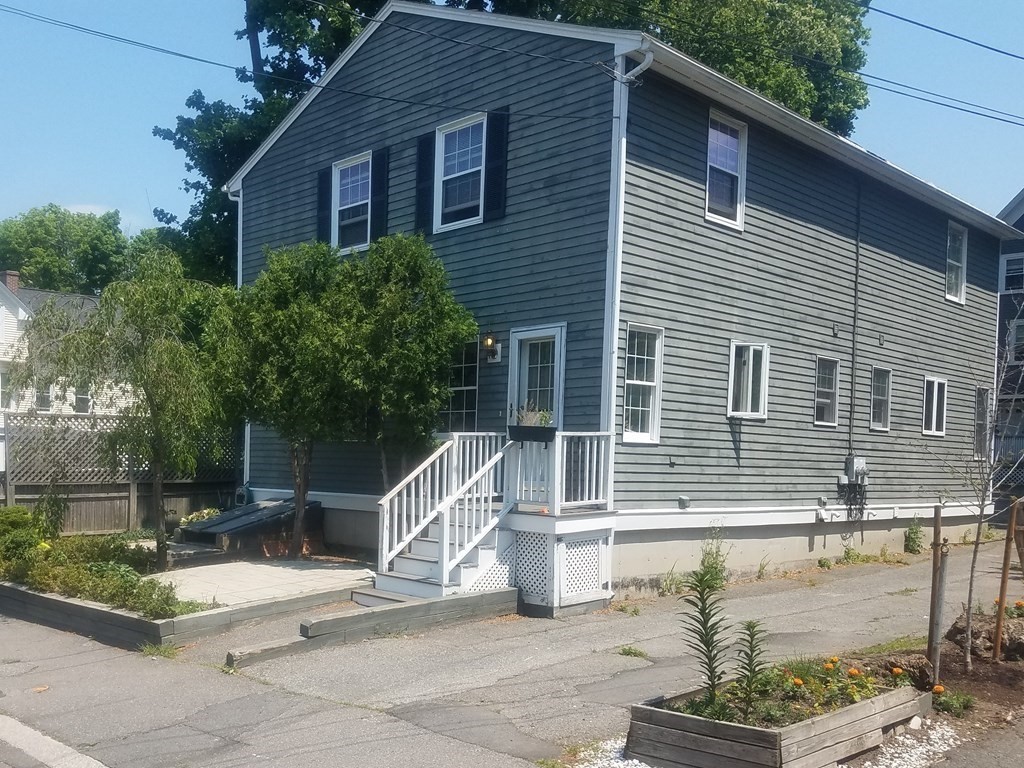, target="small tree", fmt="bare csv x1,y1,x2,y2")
346,234,477,487
16,249,220,570
207,242,363,558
